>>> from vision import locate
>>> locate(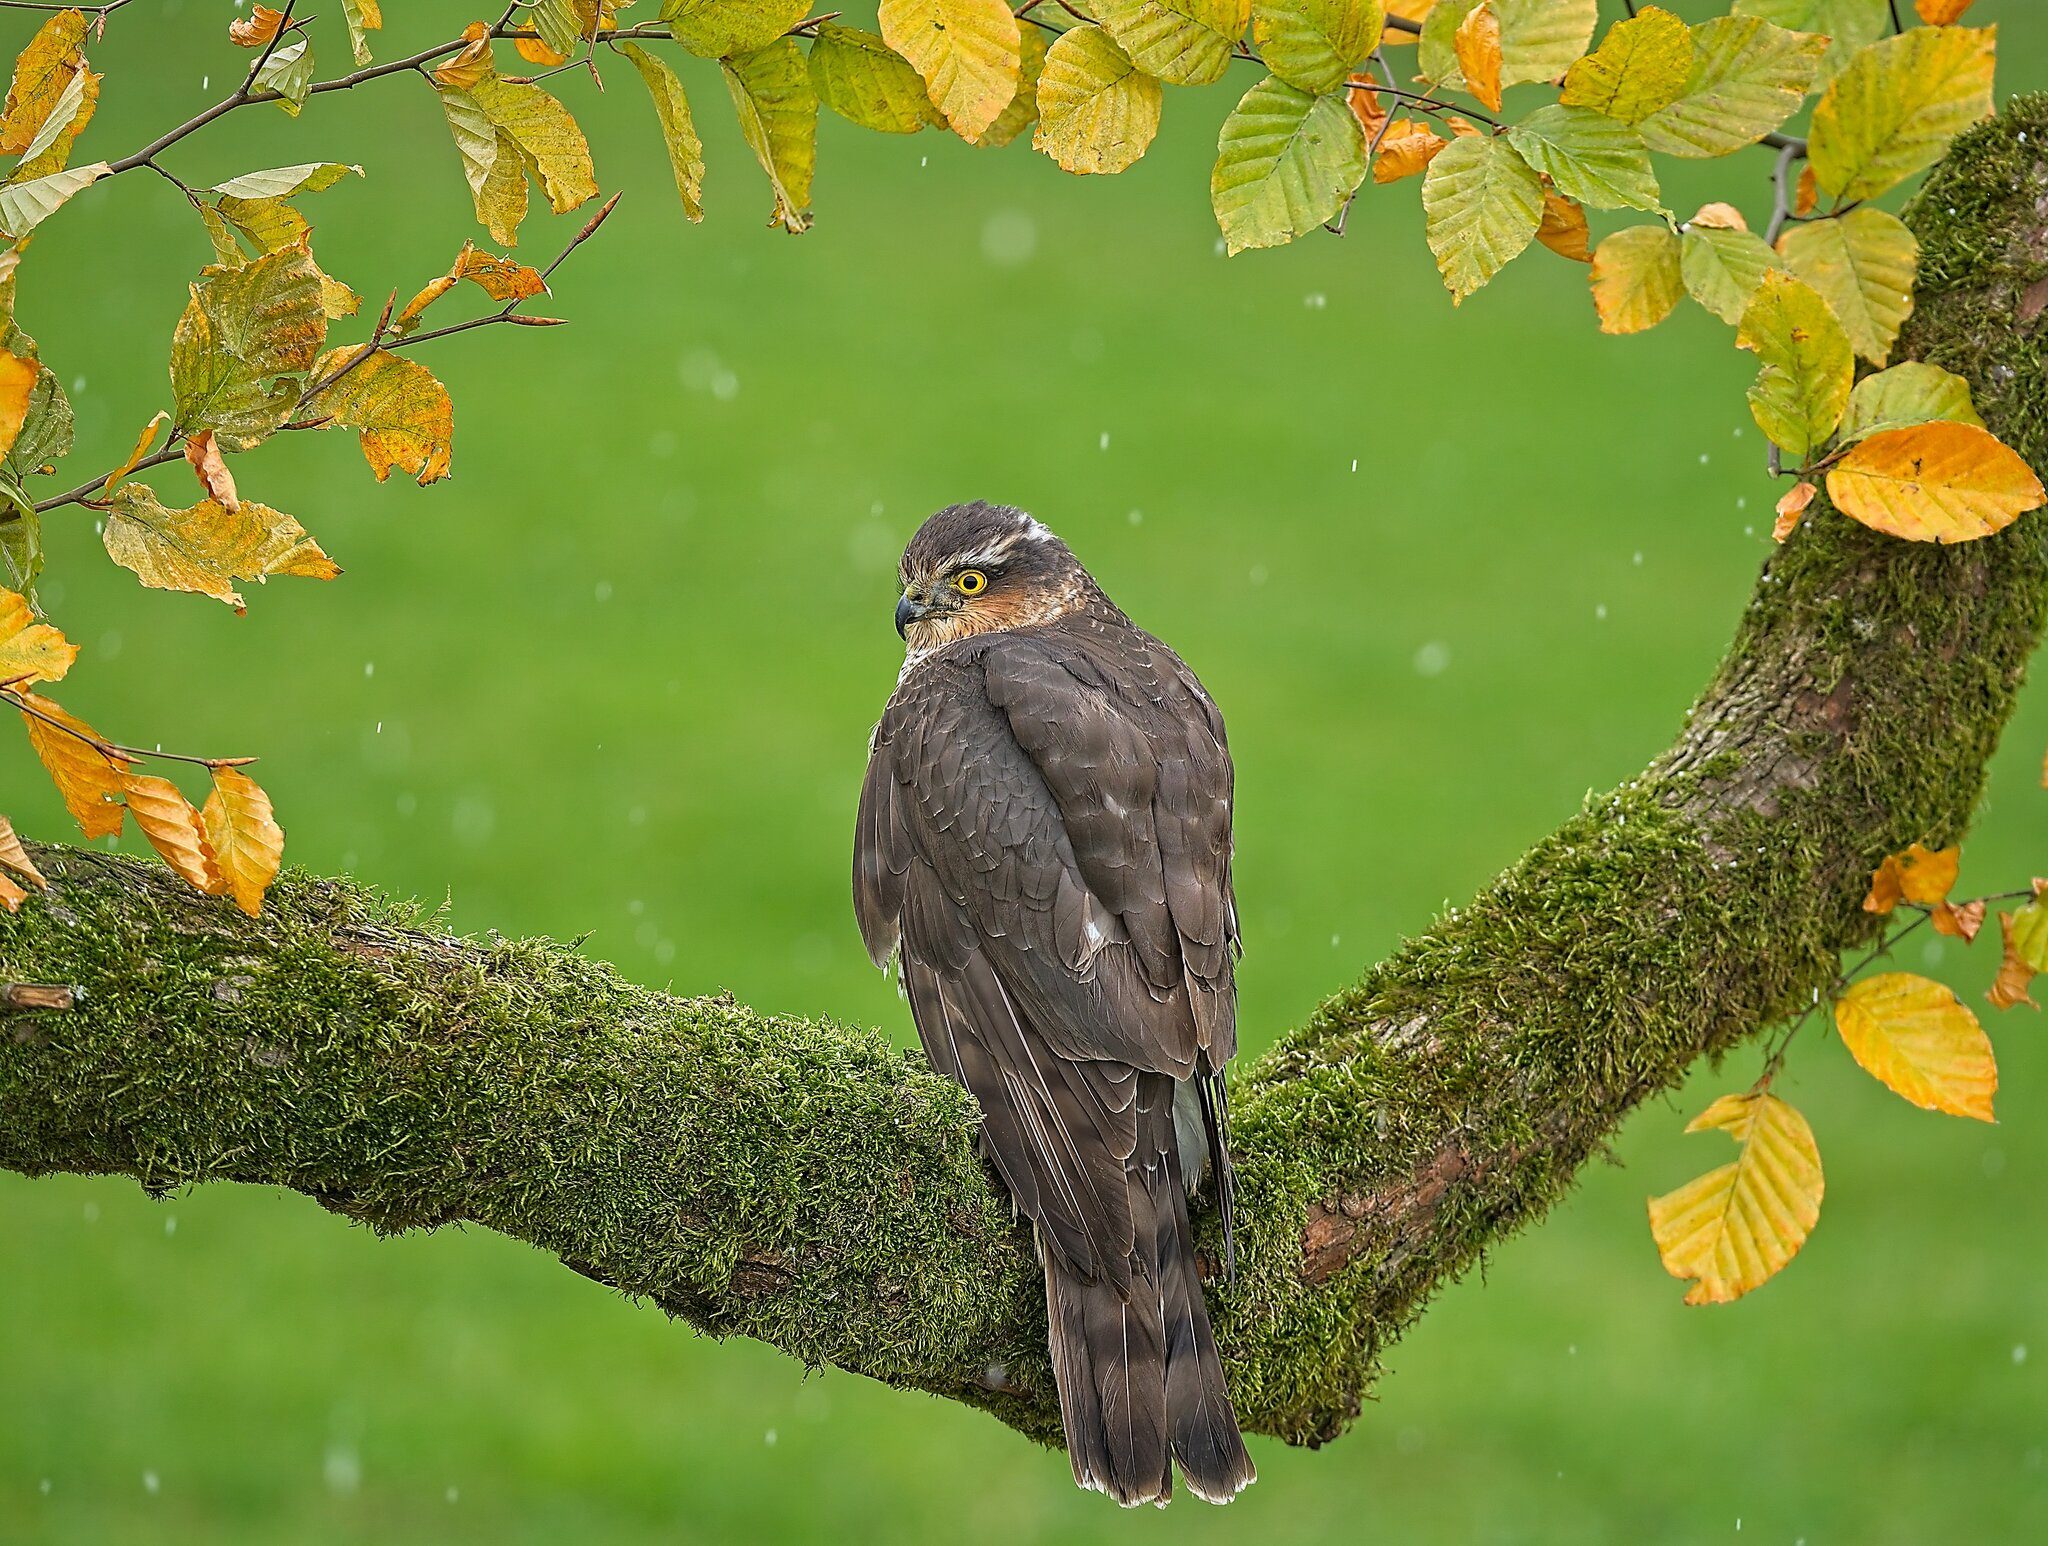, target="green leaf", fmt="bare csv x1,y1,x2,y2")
619,43,705,222
1590,223,1683,334
205,163,361,201
1679,223,1778,324
255,36,314,116
470,75,598,215
1636,15,1826,158
808,22,940,135
1506,104,1662,215
1091,0,1248,88
437,86,528,248
0,496,40,604
975,21,1048,150
215,196,308,254
1251,0,1383,95
1493,0,1599,90
1212,74,1367,255
529,0,585,58
1422,131,1543,301
1737,271,1853,462
1731,0,1886,81
102,484,339,609
1036,24,1164,177
1808,25,1996,203
662,0,810,58
1839,361,1983,443
1773,207,1918,365
4,362,70,477
722,39,819,234
342,0,381,66
0,161,107,239
1560,4,1694,125
169,246,327,452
